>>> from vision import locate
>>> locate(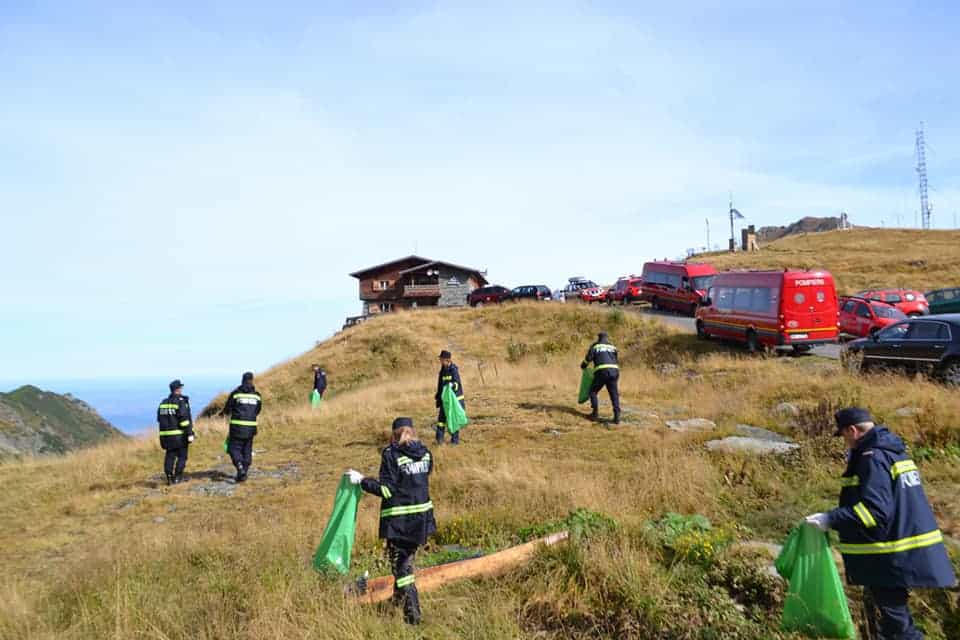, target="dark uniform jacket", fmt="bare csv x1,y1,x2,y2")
224,383,262,440
361,441,437,546
157,394,193,450
828,426,956,588
314,369,327,394
435,364,464,408
582,340,619,370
